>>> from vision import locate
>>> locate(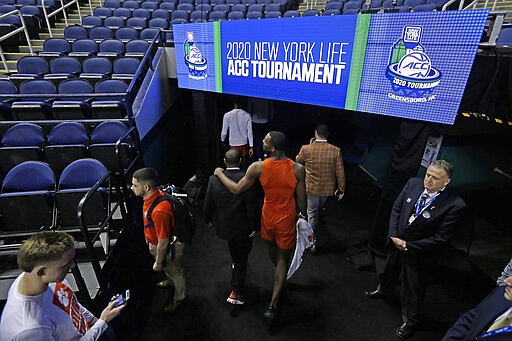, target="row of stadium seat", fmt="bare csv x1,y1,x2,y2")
101,0,290,8
0,121,131,175
40,38,149,59
0,78,129,120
